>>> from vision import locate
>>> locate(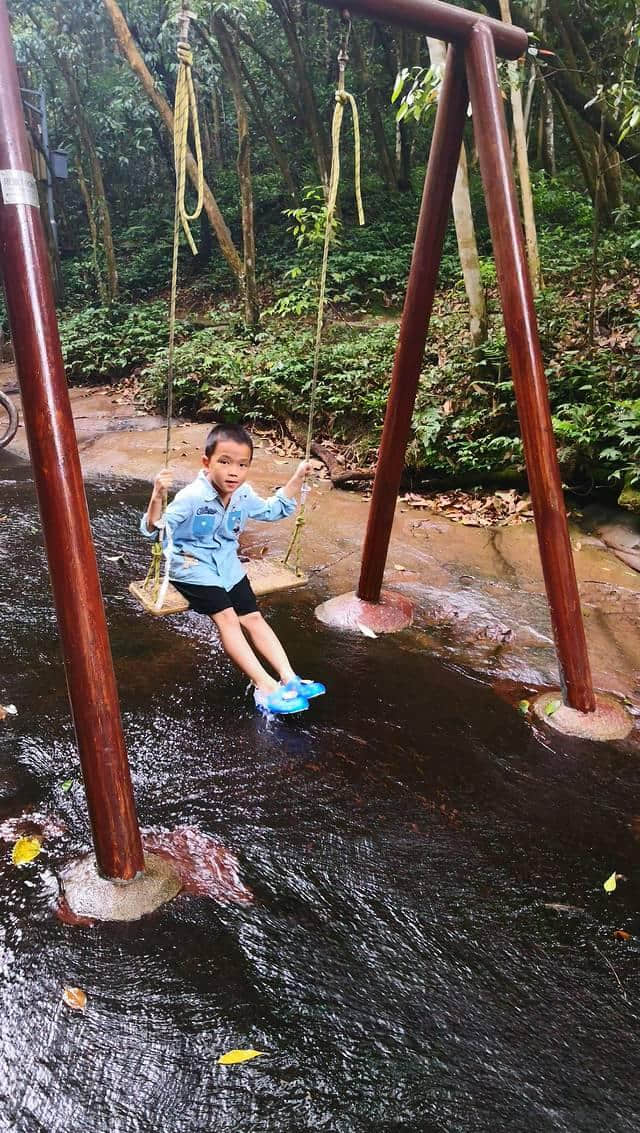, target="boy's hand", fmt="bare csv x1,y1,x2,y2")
292,460,313,483
281,459,314,501
152,468,173,499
